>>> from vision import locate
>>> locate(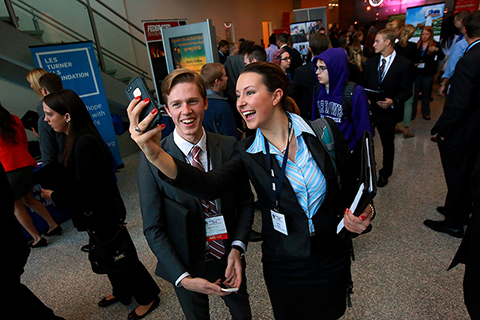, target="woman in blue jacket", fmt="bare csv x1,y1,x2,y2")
312,47,372,151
